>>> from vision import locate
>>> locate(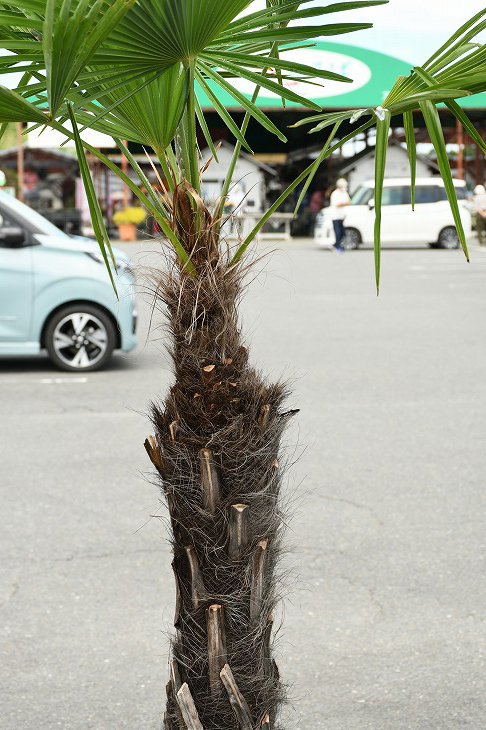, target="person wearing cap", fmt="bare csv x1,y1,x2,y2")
473,184,486,245
329,177,351,252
